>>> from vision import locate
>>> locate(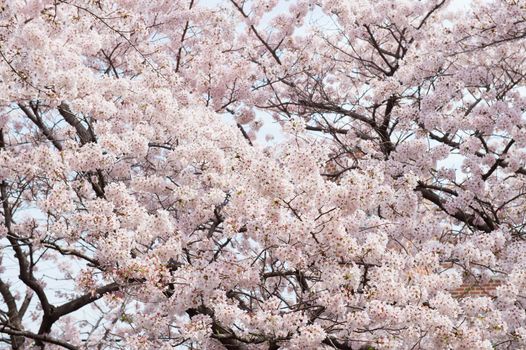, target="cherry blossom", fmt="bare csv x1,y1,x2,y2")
0,0,526,349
